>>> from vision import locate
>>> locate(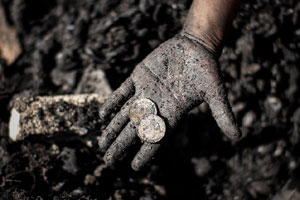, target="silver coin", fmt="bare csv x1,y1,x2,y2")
129,98,157,125
137,114,166,143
